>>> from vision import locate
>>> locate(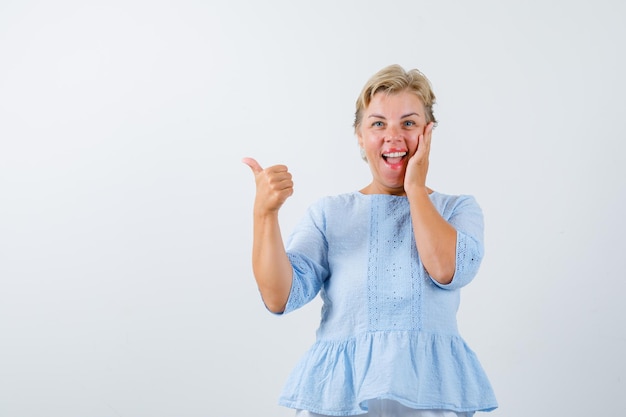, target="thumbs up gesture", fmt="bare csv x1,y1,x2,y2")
242,157,294,214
